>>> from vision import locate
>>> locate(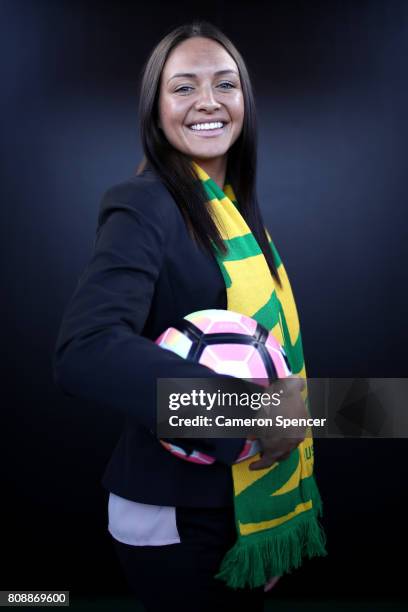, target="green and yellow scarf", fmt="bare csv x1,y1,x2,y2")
191,160,327,590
